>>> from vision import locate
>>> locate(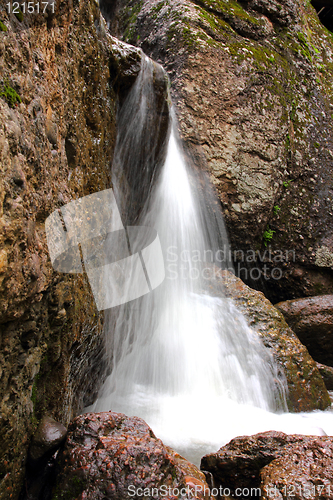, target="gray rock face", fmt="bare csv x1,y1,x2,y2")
29,416,67,464
112,0,333,303
276,294,333,366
